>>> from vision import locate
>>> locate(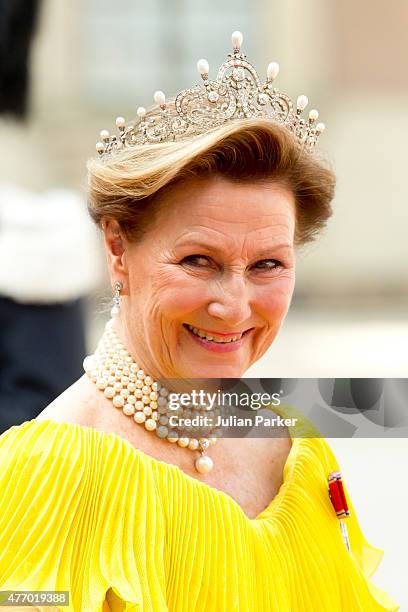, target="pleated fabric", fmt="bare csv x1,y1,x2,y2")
0,410,399,611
